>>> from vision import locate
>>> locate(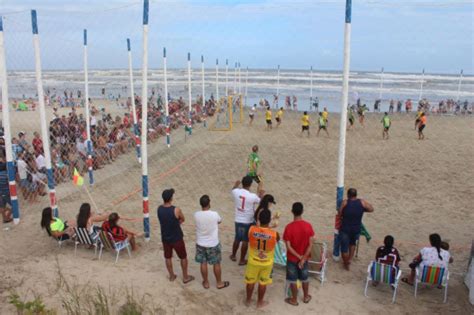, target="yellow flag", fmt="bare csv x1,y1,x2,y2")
73,168,84,186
